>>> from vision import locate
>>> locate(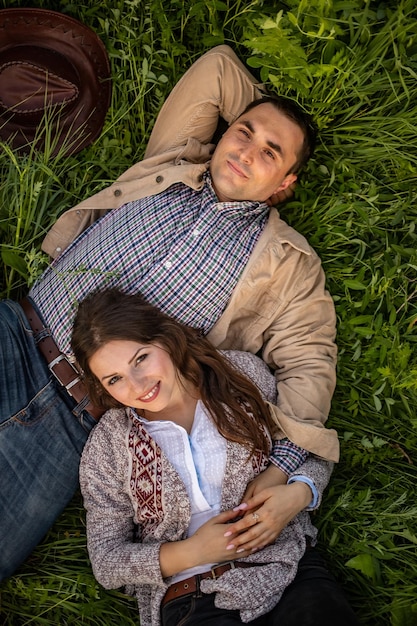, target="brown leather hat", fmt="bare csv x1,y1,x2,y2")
0,8,111,156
